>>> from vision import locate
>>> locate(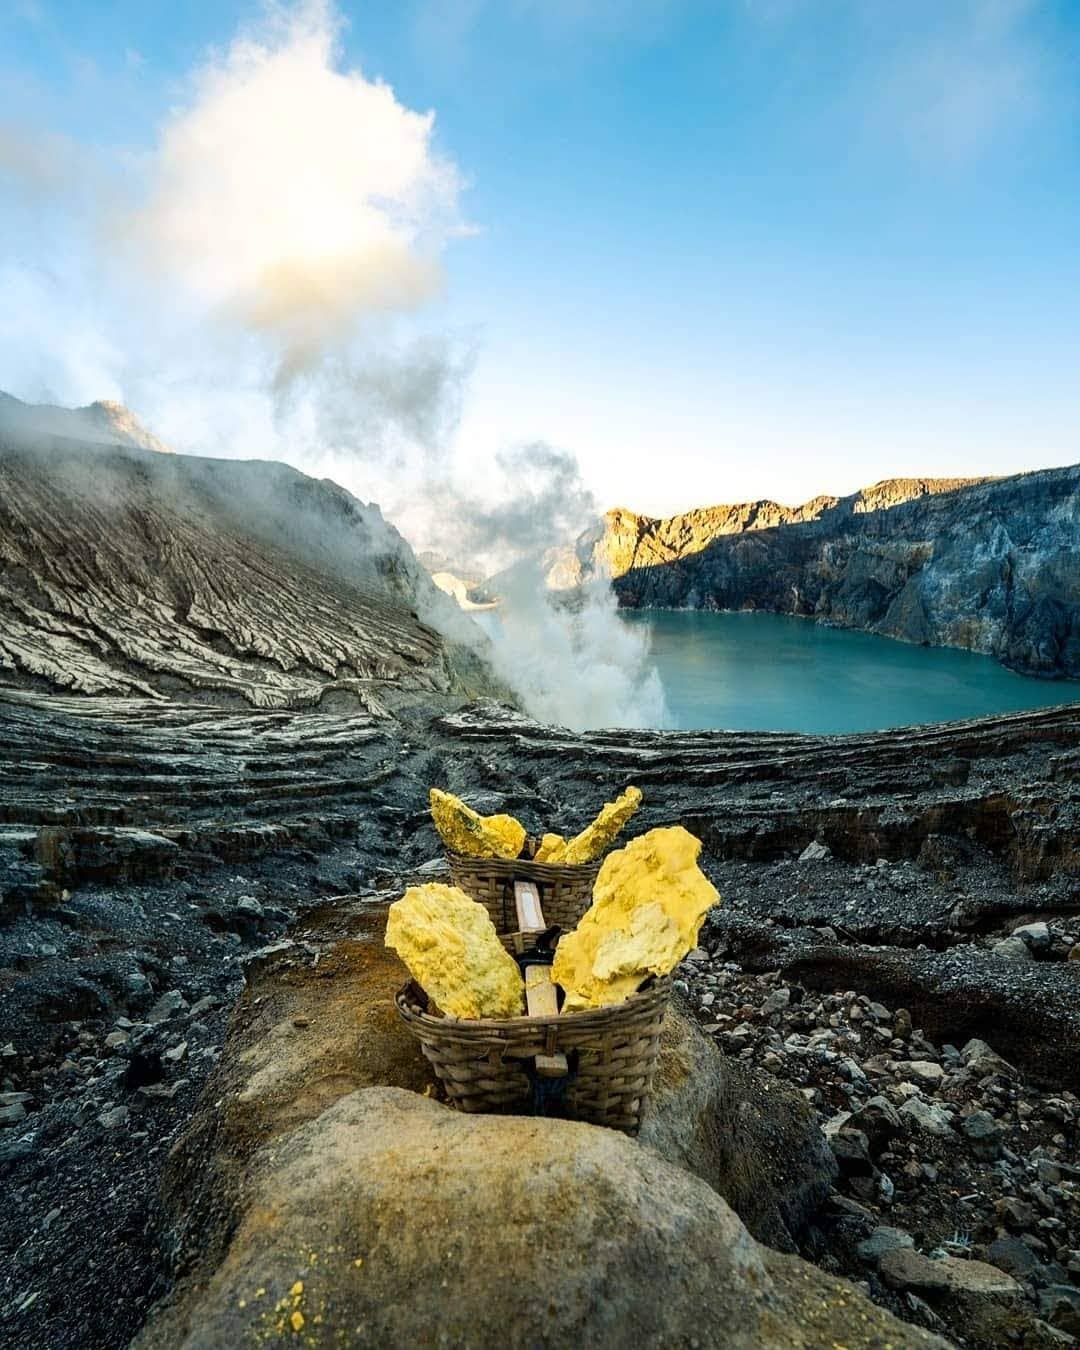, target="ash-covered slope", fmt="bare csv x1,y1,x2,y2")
572,469,1078,678
0,396,493,710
